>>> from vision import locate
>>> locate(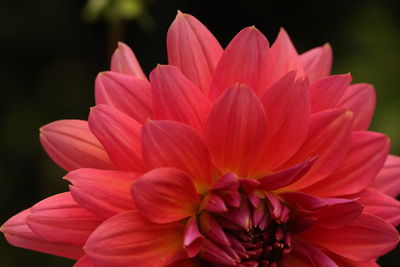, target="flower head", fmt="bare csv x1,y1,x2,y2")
2,12,399,266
